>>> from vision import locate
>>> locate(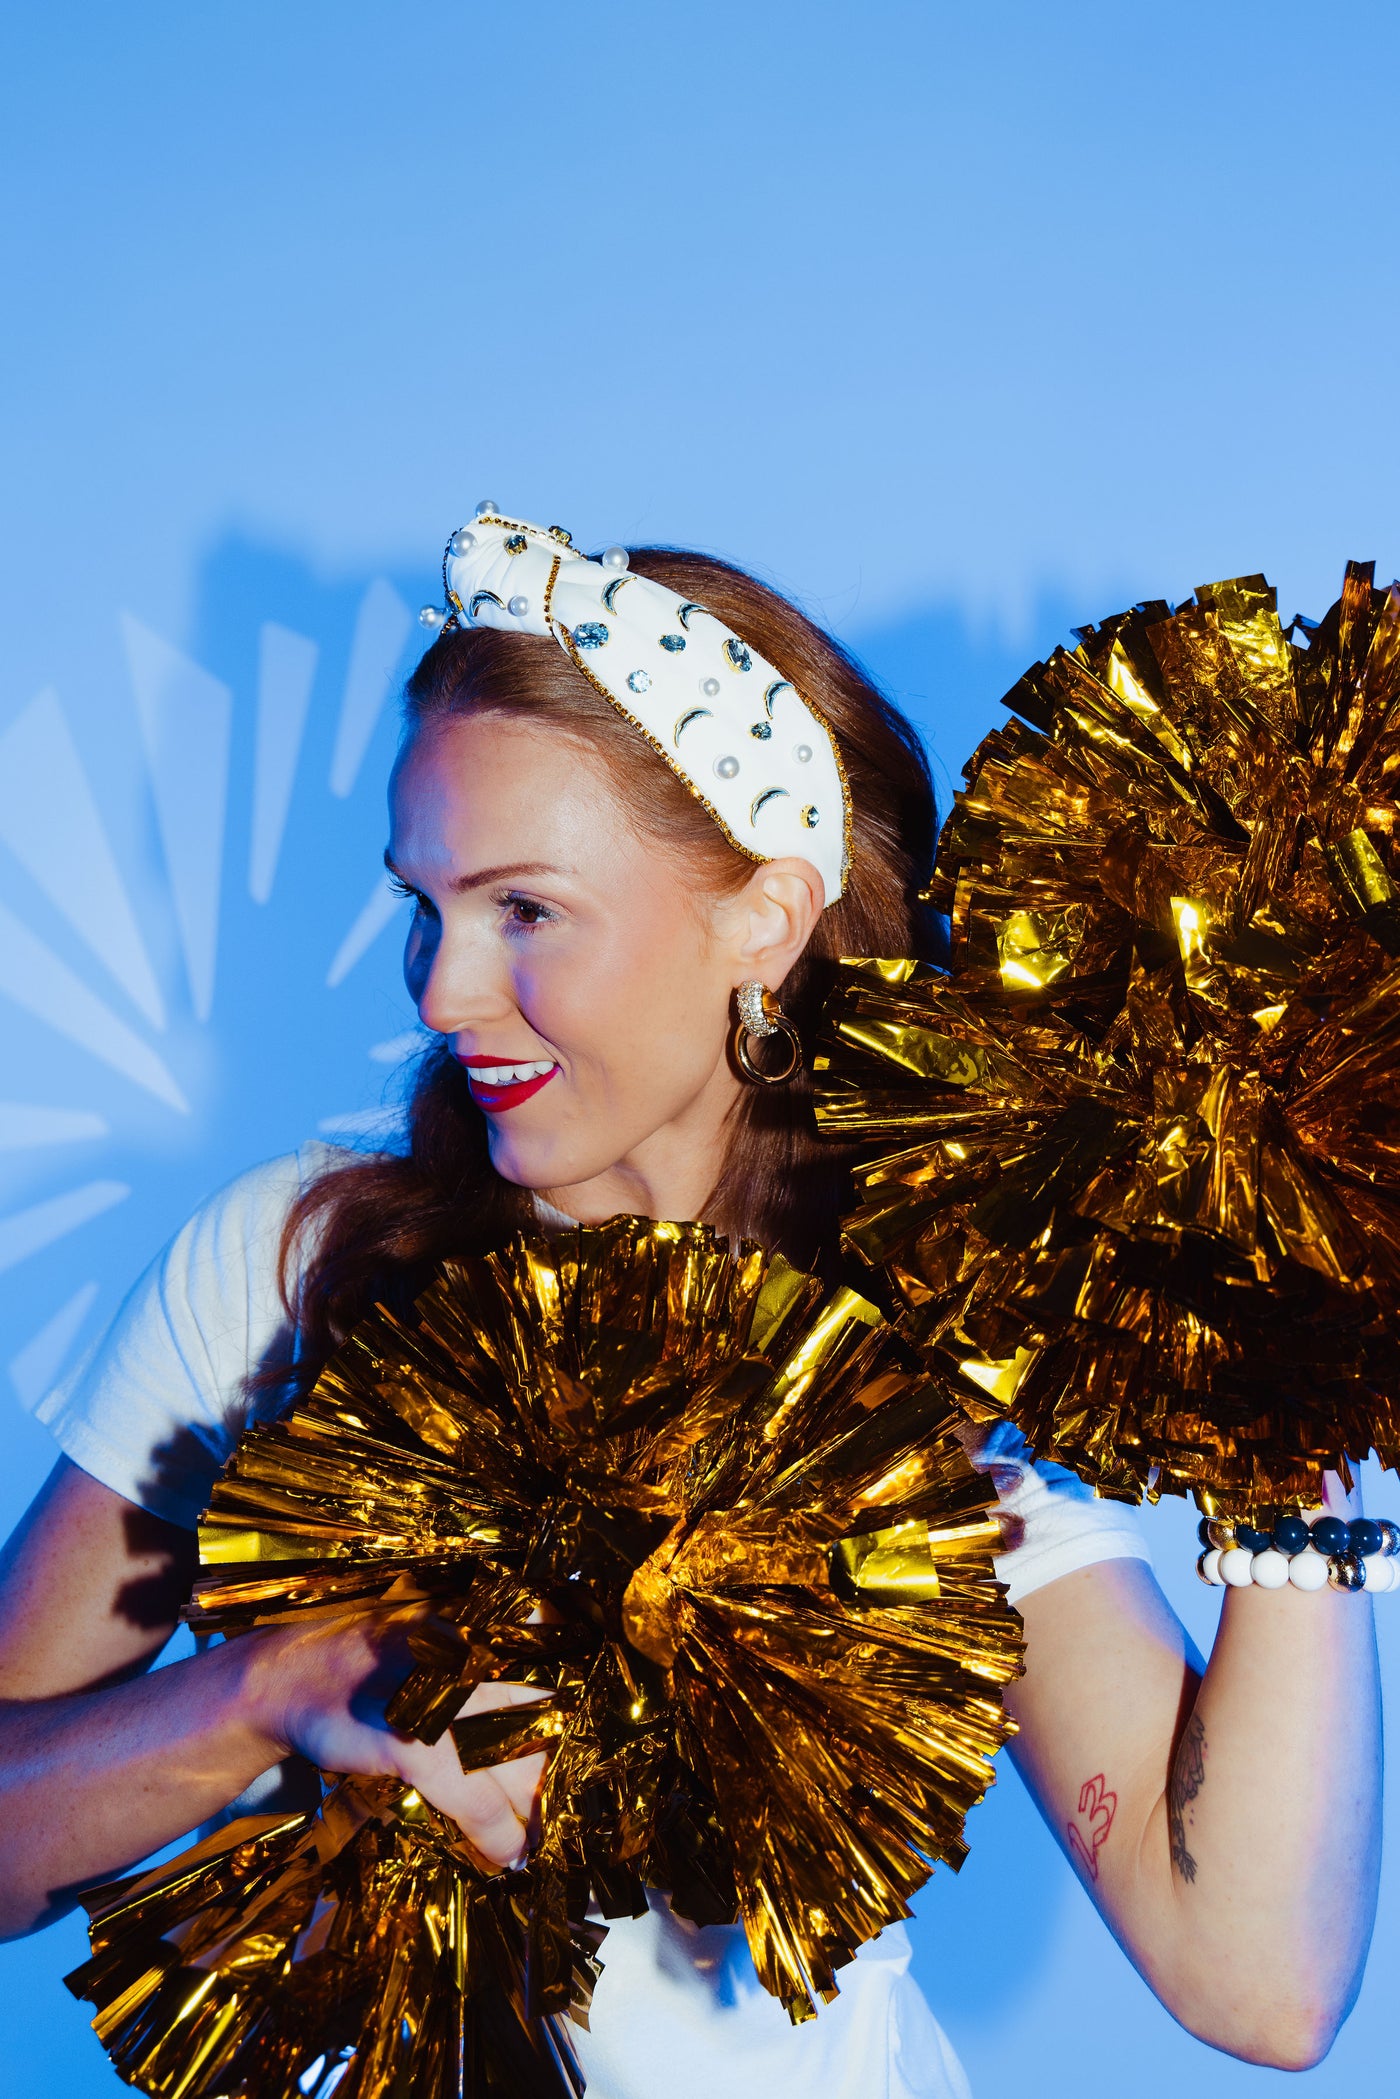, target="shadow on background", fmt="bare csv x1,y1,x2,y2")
850,592,1089,816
